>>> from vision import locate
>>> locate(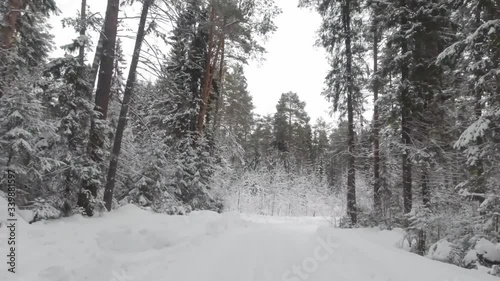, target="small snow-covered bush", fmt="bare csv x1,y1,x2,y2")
459,238,500,277
427,239,462,265
30,198,63,222
475,238,500,267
